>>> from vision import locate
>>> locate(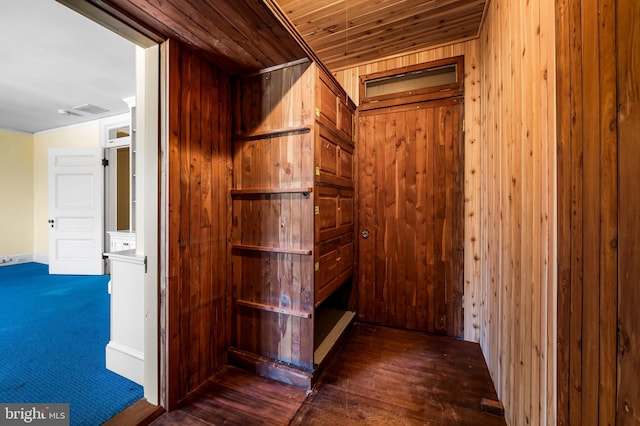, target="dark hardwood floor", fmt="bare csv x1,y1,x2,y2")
150,323,505,425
